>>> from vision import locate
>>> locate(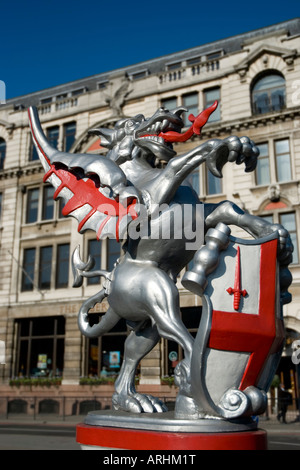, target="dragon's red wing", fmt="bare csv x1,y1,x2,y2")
28,106,138,241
